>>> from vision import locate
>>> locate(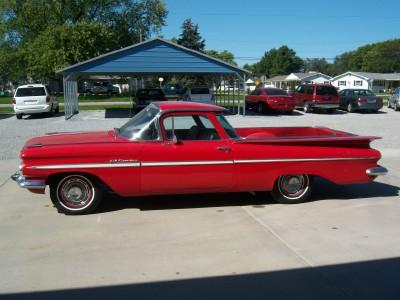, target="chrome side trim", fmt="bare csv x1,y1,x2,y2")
234,157,376,164
142,160,233,167
25,157,377,170
366,166,388,176
28,162,140,170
